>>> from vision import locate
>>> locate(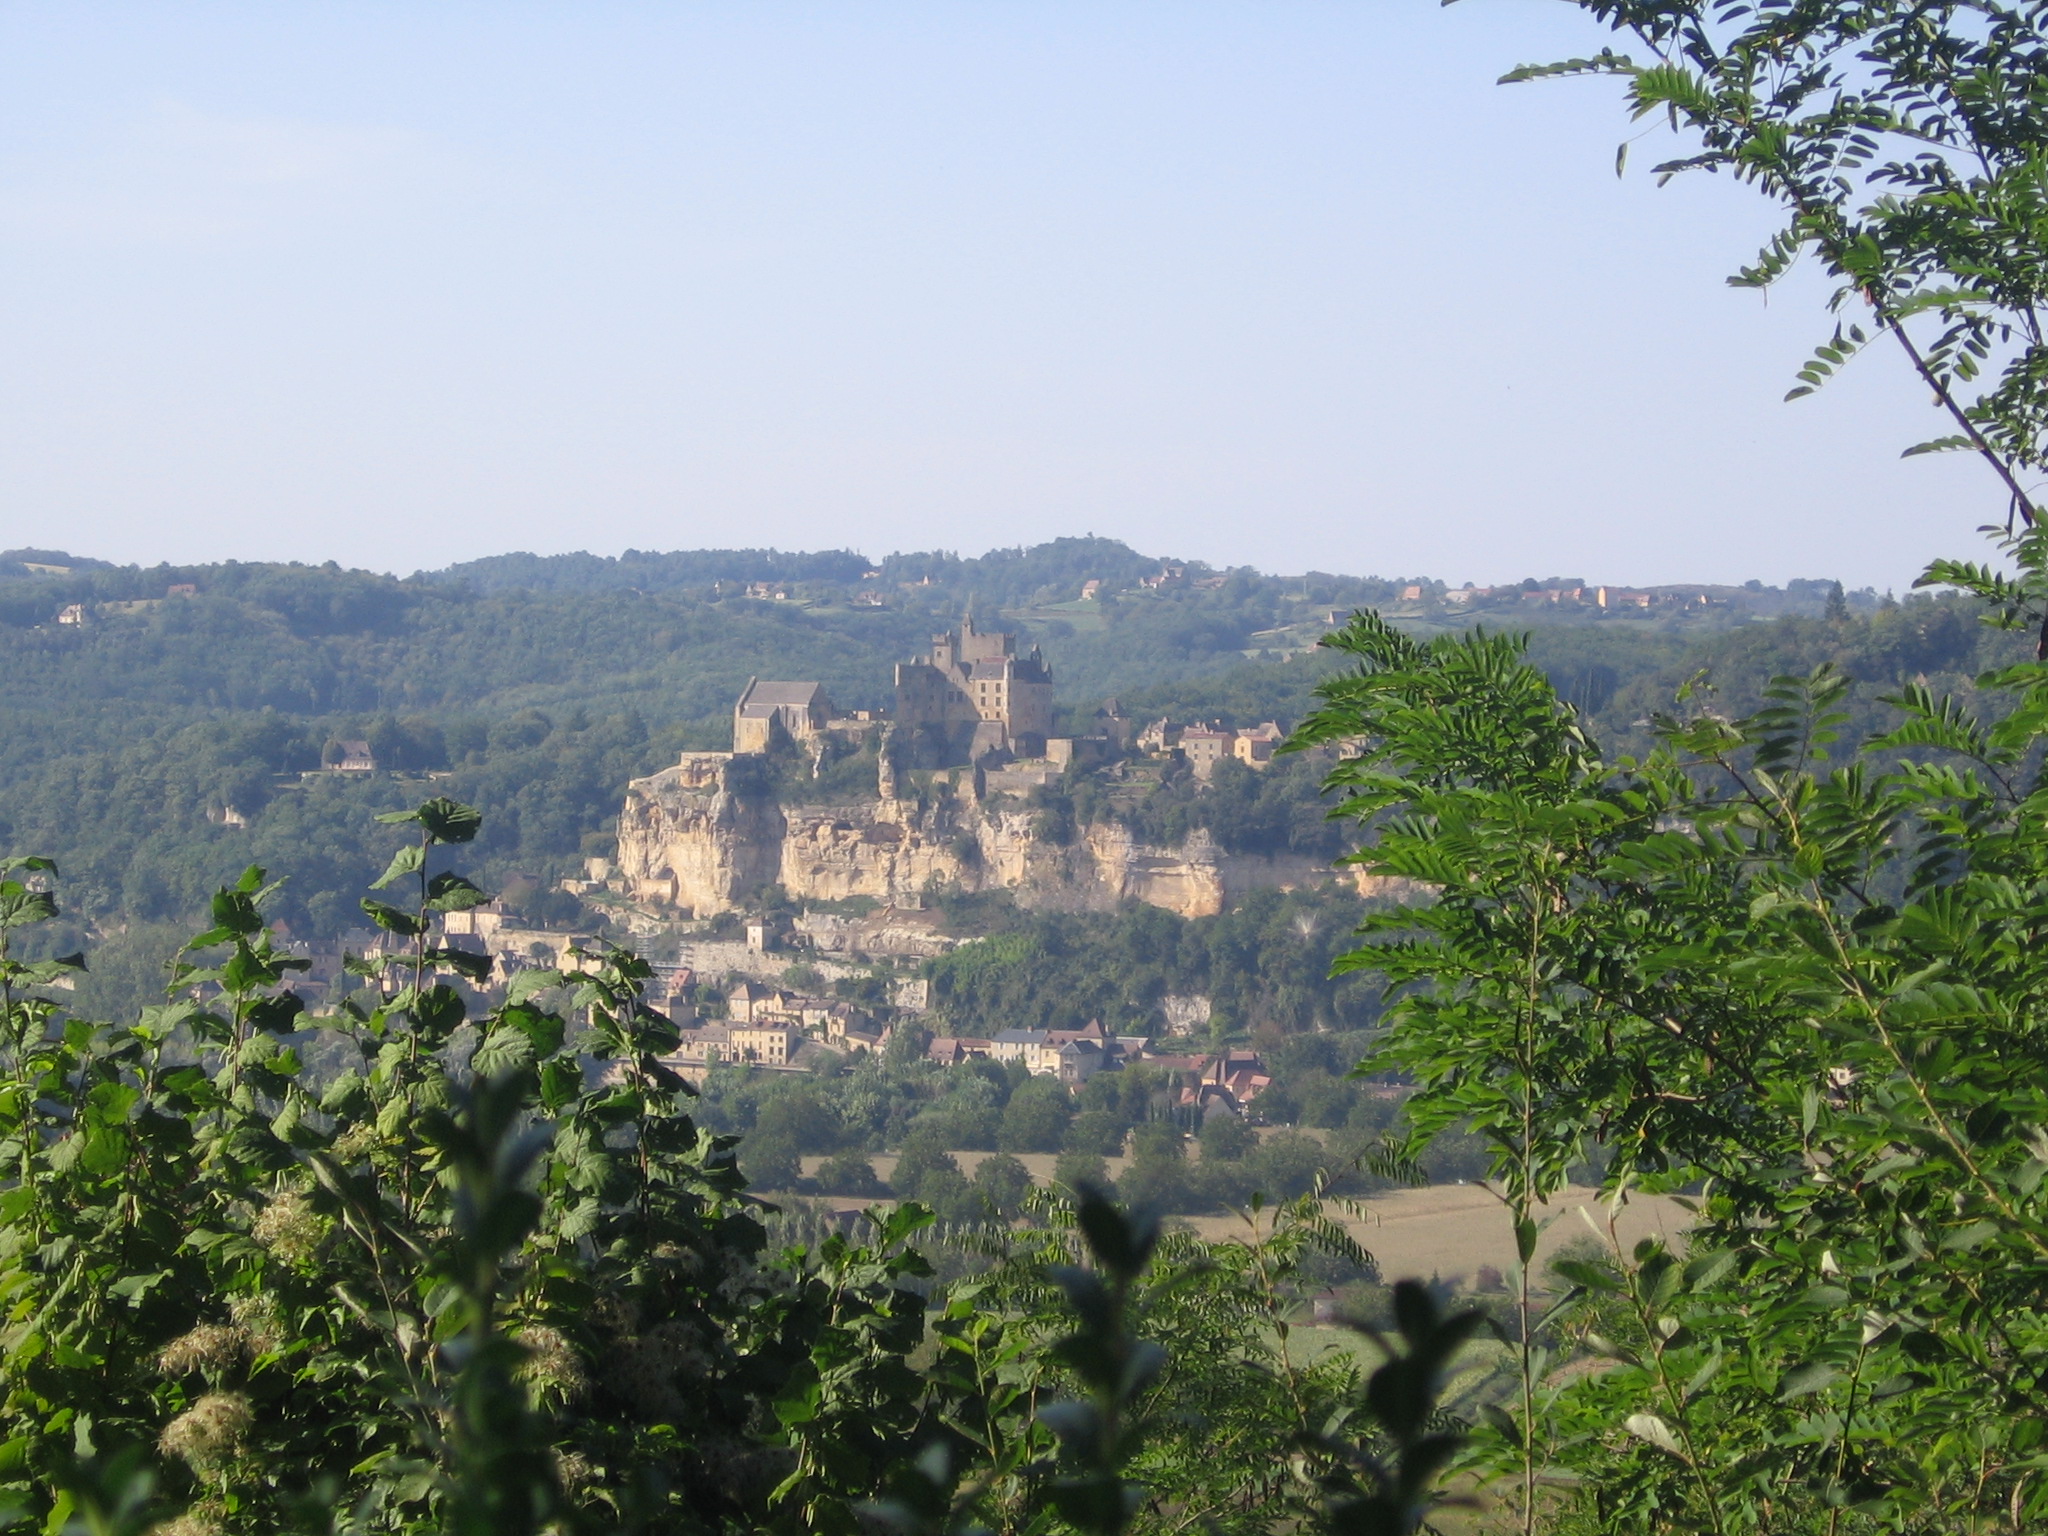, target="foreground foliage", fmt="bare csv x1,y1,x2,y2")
0,801,1476,1536
1309,7,2048,1526
1300,606,2048,1532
